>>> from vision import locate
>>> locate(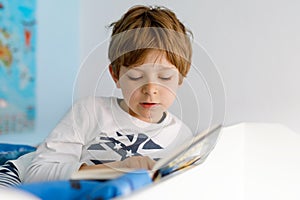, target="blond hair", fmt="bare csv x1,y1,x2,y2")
108,5,192,82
